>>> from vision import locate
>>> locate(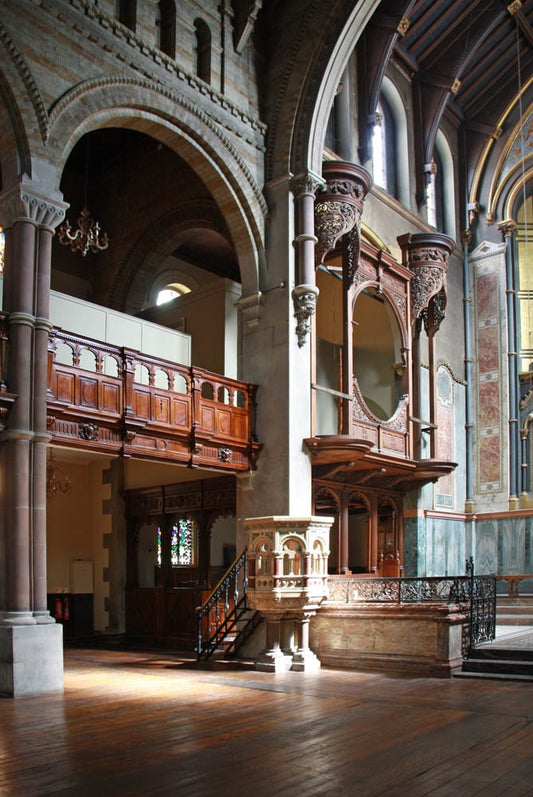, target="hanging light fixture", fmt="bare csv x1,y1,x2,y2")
46,450,72,499
58,137,109,256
